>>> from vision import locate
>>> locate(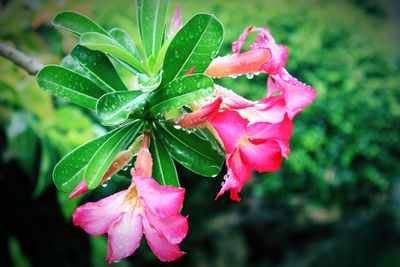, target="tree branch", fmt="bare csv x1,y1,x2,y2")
0,43,43,75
